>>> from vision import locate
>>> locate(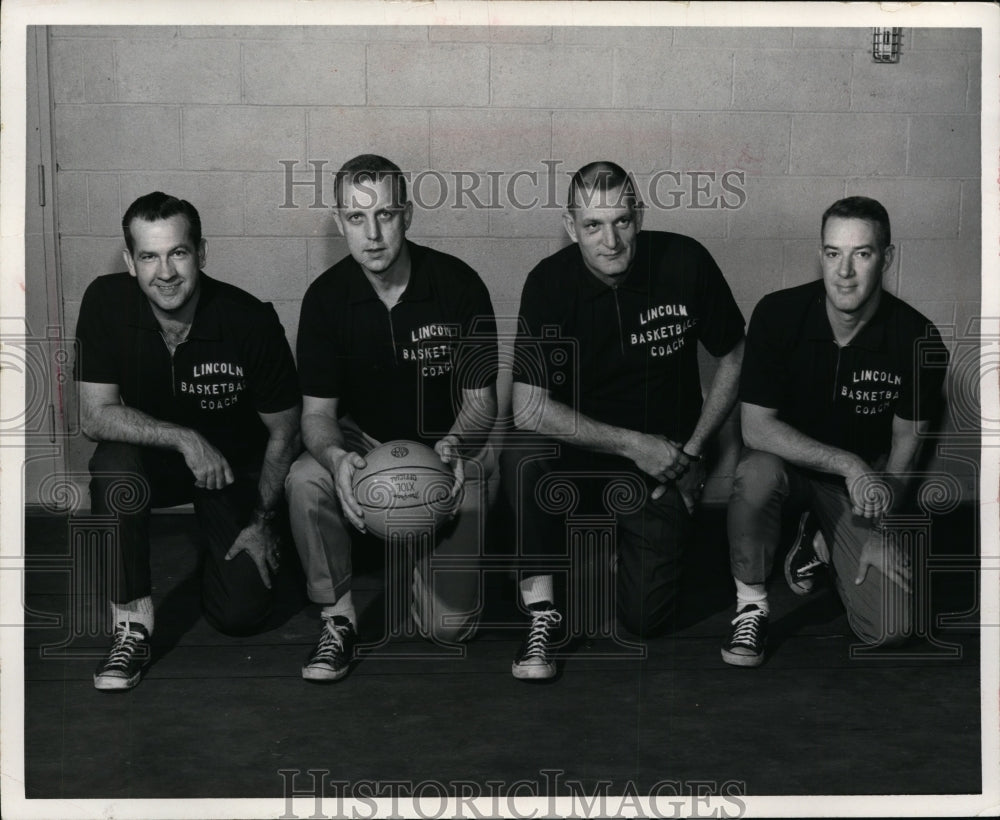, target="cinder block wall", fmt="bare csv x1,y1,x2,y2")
48,25,982,498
